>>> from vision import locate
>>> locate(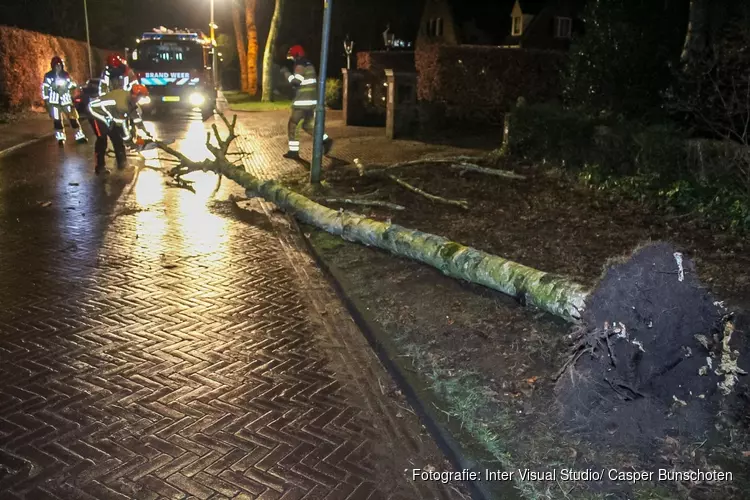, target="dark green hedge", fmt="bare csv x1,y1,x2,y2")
506,103,750,231
415,44,567,124
0,26,110,110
